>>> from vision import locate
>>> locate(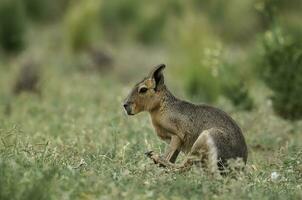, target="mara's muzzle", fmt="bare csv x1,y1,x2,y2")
123,102,134,115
